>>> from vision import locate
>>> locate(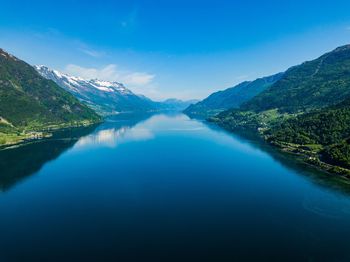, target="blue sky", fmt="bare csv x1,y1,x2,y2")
1,0,350,100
